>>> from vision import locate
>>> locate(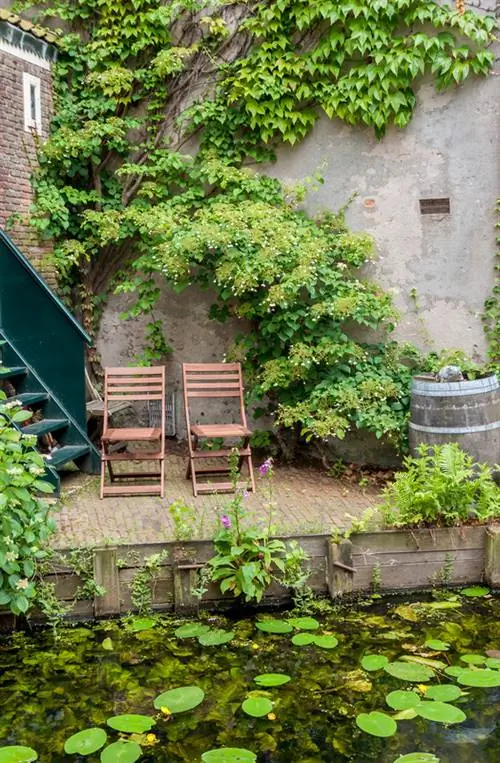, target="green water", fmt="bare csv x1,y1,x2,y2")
0,595,498,762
